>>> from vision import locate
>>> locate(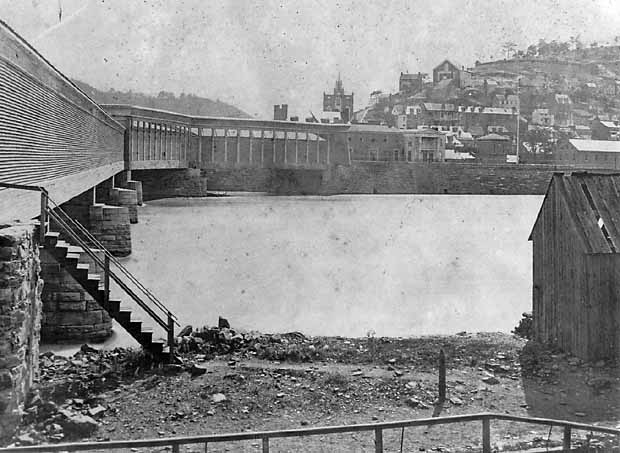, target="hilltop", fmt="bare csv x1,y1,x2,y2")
72,80,251,119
